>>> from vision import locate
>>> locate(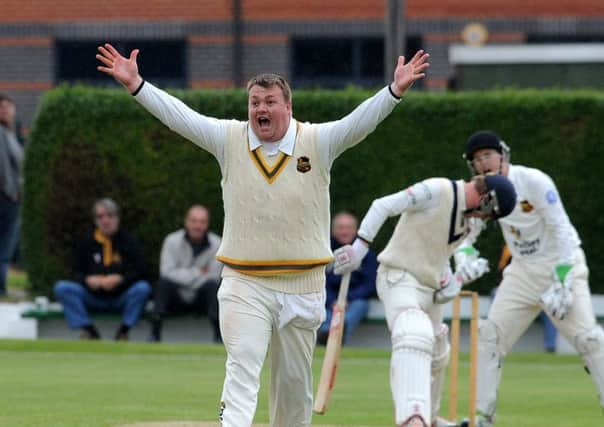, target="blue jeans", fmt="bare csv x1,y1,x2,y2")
319,298,369,343
53,280,151,329
0,196,20,295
